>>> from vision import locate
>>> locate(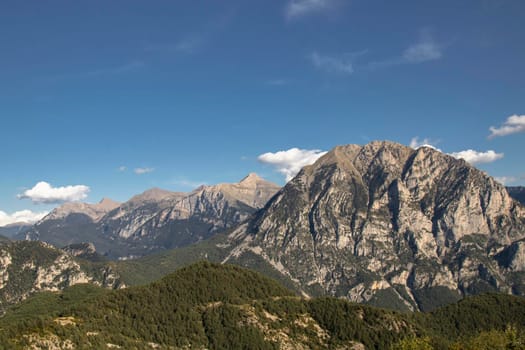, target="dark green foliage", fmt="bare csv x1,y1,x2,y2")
2,284,107,325
0,261,294,348
417,293,525,340
412,286,462,312
115,233,232,285
368,288,413,312
308,297,414,348
1,262,525,350
450,325,525,350
202,304,277,350
229,250,303,294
